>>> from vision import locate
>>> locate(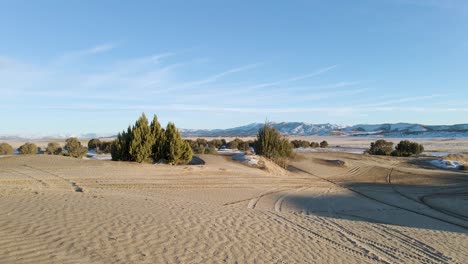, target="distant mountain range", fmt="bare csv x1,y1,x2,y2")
2,122,468,140
181,122,468,138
